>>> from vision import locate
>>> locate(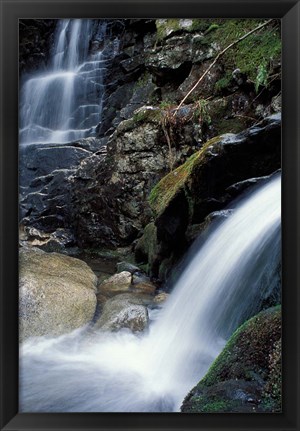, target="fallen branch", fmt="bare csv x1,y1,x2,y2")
174,19,274,114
